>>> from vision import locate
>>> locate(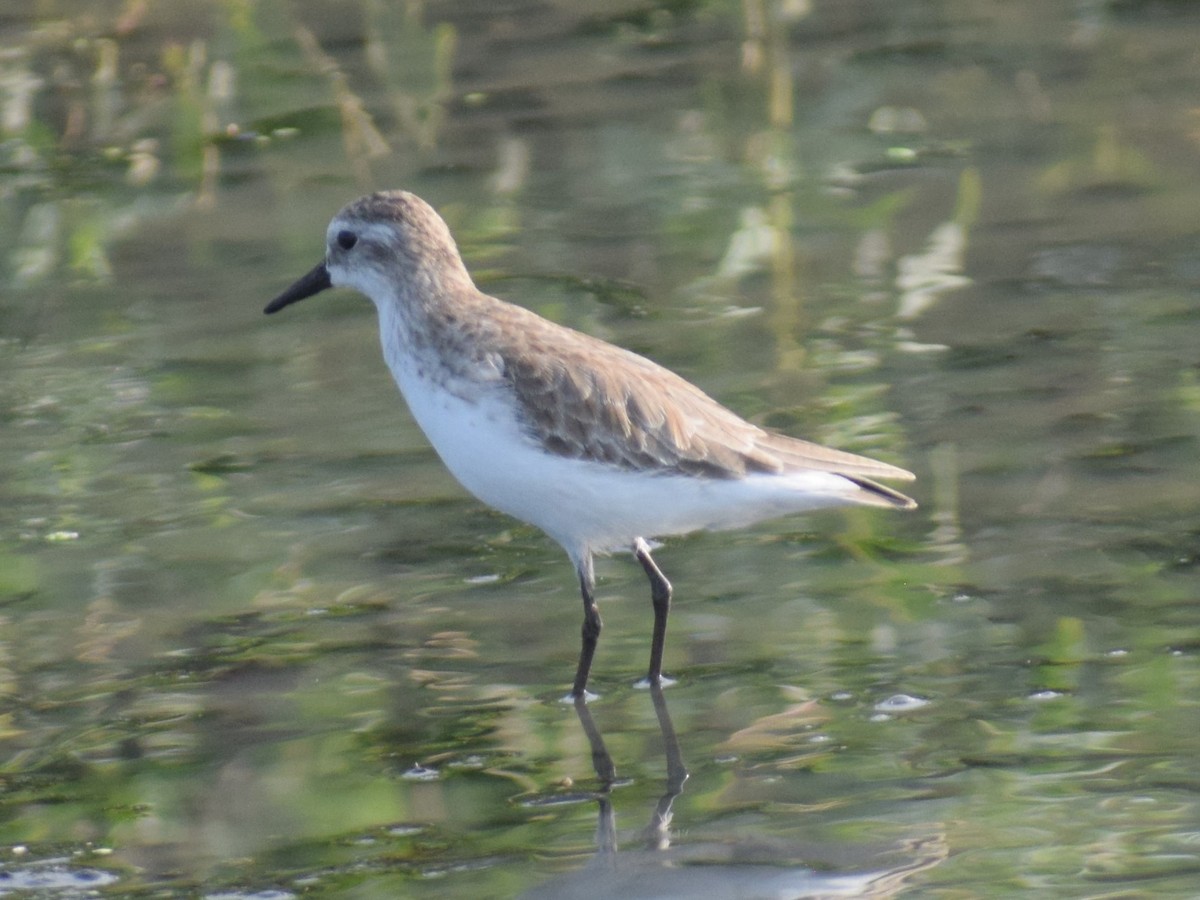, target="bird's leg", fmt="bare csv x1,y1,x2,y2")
634,537,672,686
572,552,601,700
